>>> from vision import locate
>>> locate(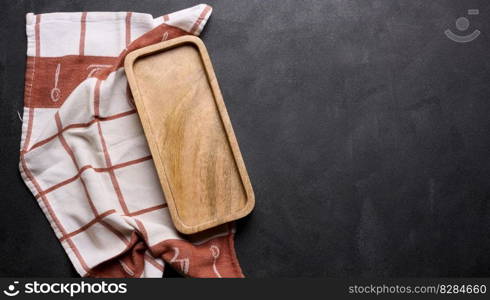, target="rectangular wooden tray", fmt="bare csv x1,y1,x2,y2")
124,36,255,234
